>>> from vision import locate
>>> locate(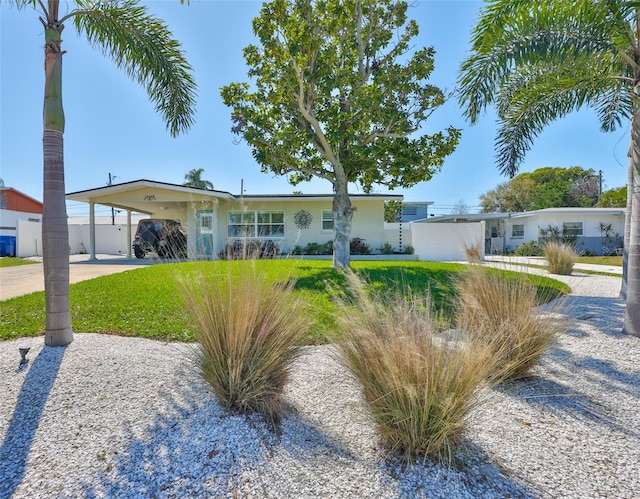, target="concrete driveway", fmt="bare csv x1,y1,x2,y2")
0,254,163,301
